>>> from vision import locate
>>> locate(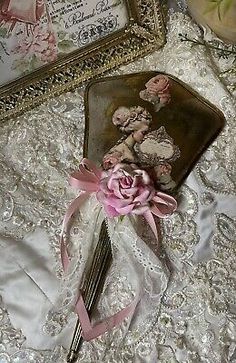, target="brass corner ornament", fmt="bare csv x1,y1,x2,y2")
0,0,165,122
